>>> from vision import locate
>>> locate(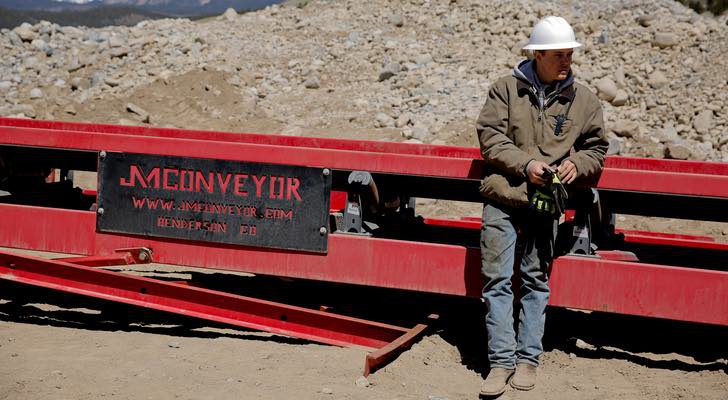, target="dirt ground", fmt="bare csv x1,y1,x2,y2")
1,249,727,400
2,68,727,399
